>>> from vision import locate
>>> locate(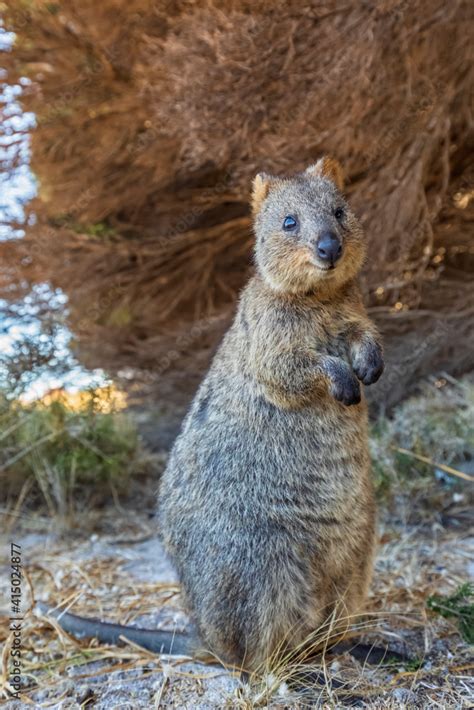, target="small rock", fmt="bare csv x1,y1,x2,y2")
392,687,417,704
